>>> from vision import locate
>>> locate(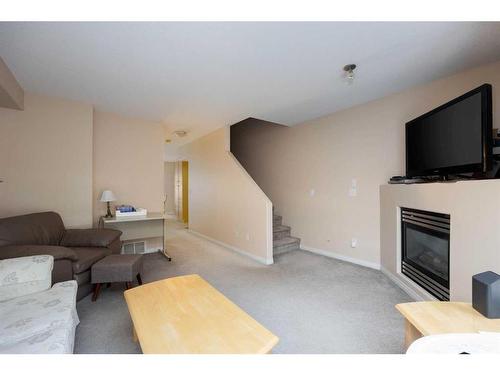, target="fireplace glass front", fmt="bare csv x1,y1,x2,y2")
401,207,450,301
